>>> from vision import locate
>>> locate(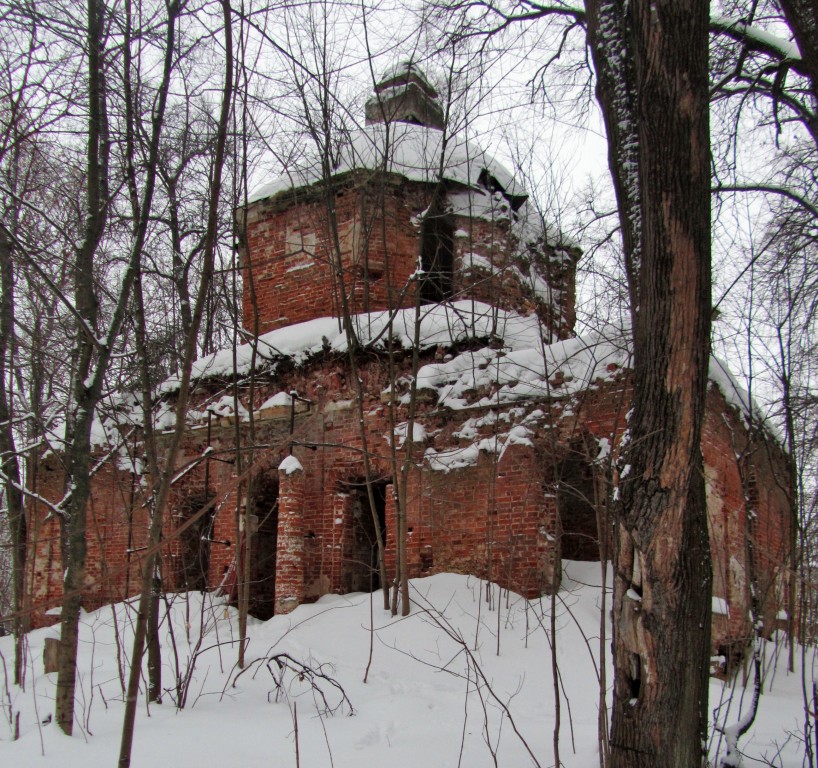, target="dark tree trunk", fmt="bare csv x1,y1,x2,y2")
55,0,110,733
0,227,27,686
586,1,713,765
147,573,162,703
778,0,818,103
